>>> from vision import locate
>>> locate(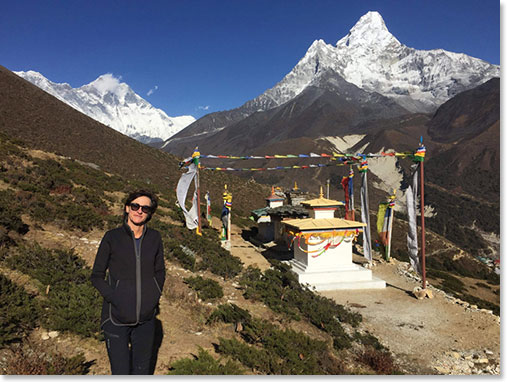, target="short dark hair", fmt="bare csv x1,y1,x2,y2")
123,189,158,223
